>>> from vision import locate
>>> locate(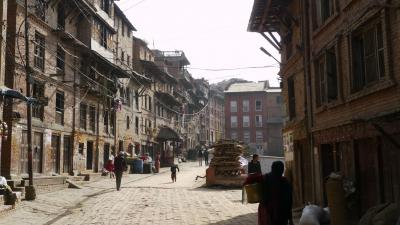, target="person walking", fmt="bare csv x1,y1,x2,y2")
244,161,293,225
170,164,180,182
204,149,209,166
155,152,161,173
248,154,262,174
197,147,203,166
114,151,127,191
